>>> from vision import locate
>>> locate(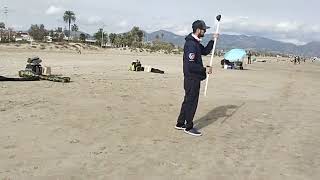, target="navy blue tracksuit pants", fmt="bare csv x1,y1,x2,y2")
177,77,200,130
